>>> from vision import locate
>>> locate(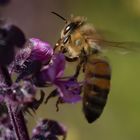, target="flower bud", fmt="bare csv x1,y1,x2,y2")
0,24,26,65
